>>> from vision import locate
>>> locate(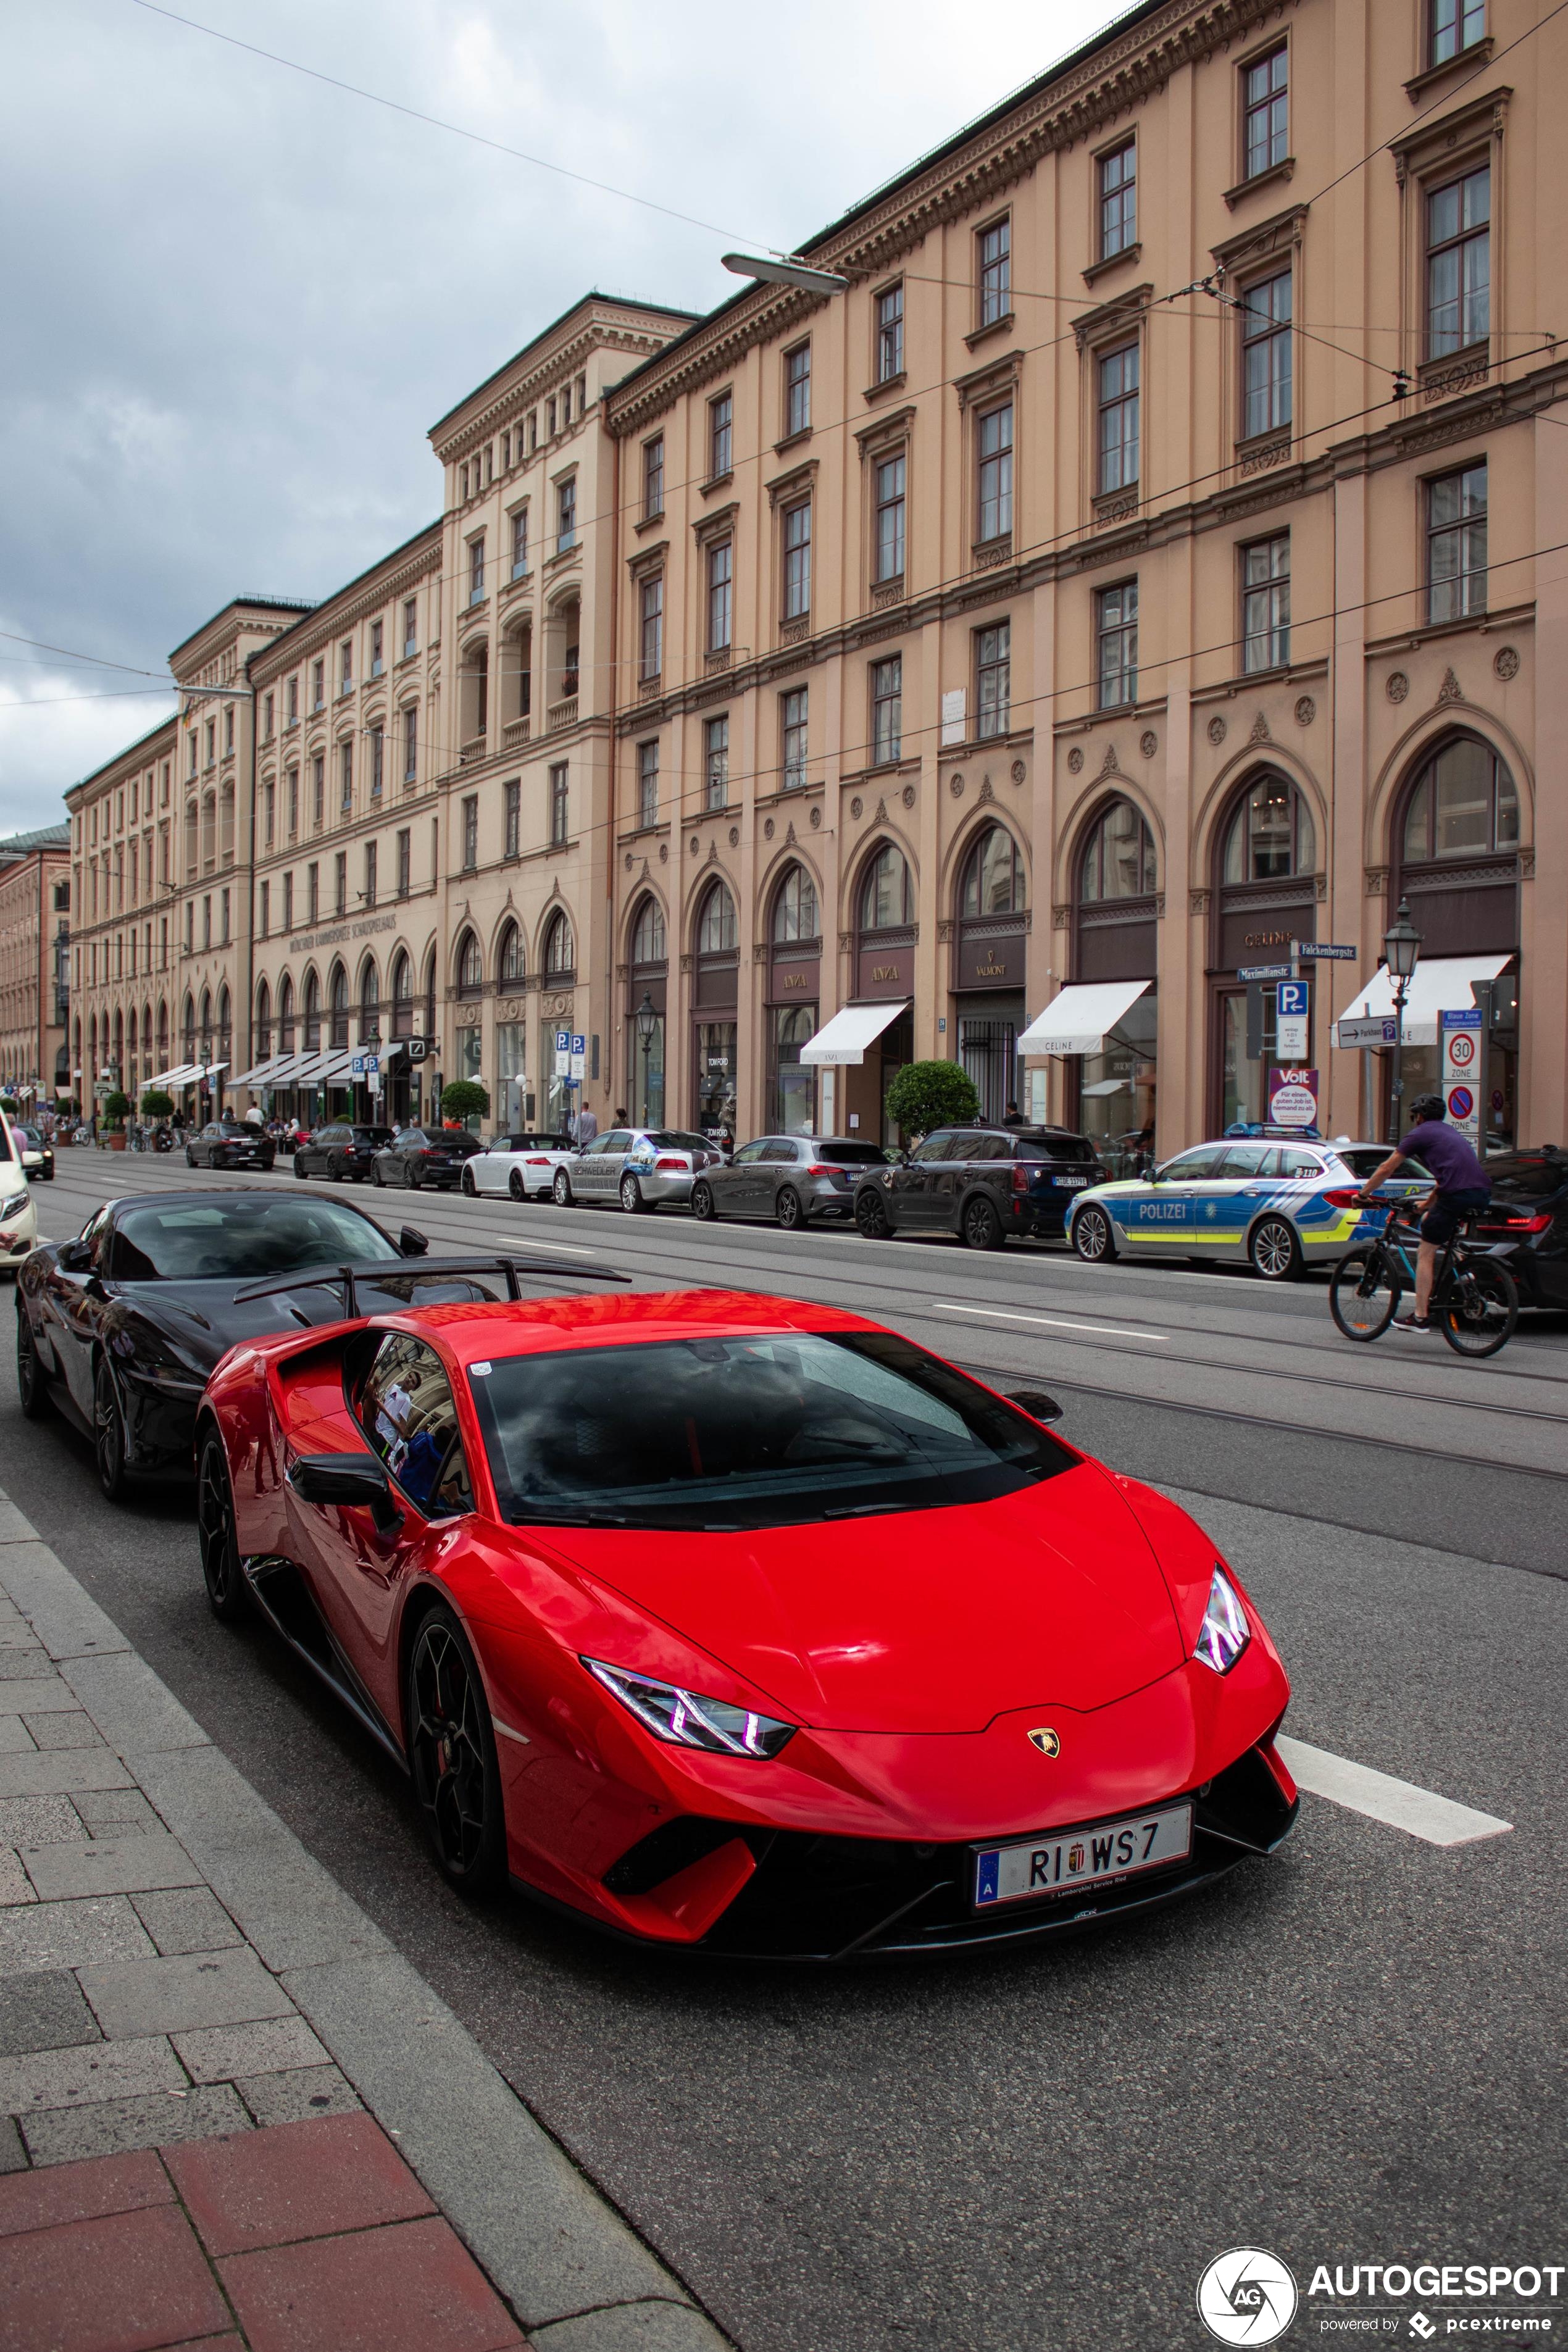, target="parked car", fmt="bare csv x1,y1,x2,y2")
853,1125,1104,1251
292,1122,394,1183
551,1127,724,1213
371,1127,485,1190
0,1115,38,1269
460,1132,574,1201
1066,1137,1429,1281
1472,1145,1568,1309
17,1125,54,1182
185,1118,277,1174
692,1136,889,1230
